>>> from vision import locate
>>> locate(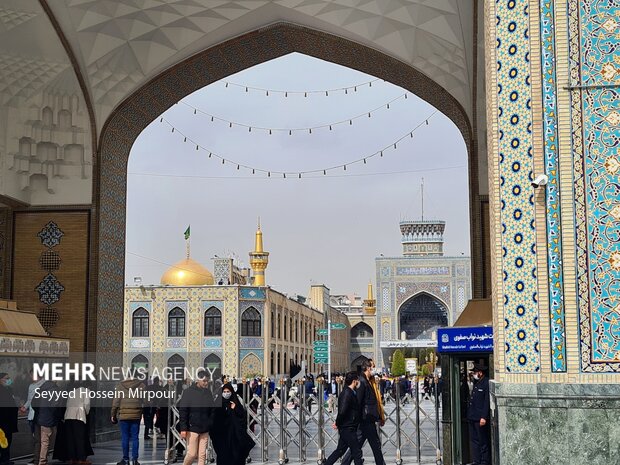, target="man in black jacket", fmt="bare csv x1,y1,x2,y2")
322,372,362,465
467,363,490,465
341,360,386,465
178,374,215,465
